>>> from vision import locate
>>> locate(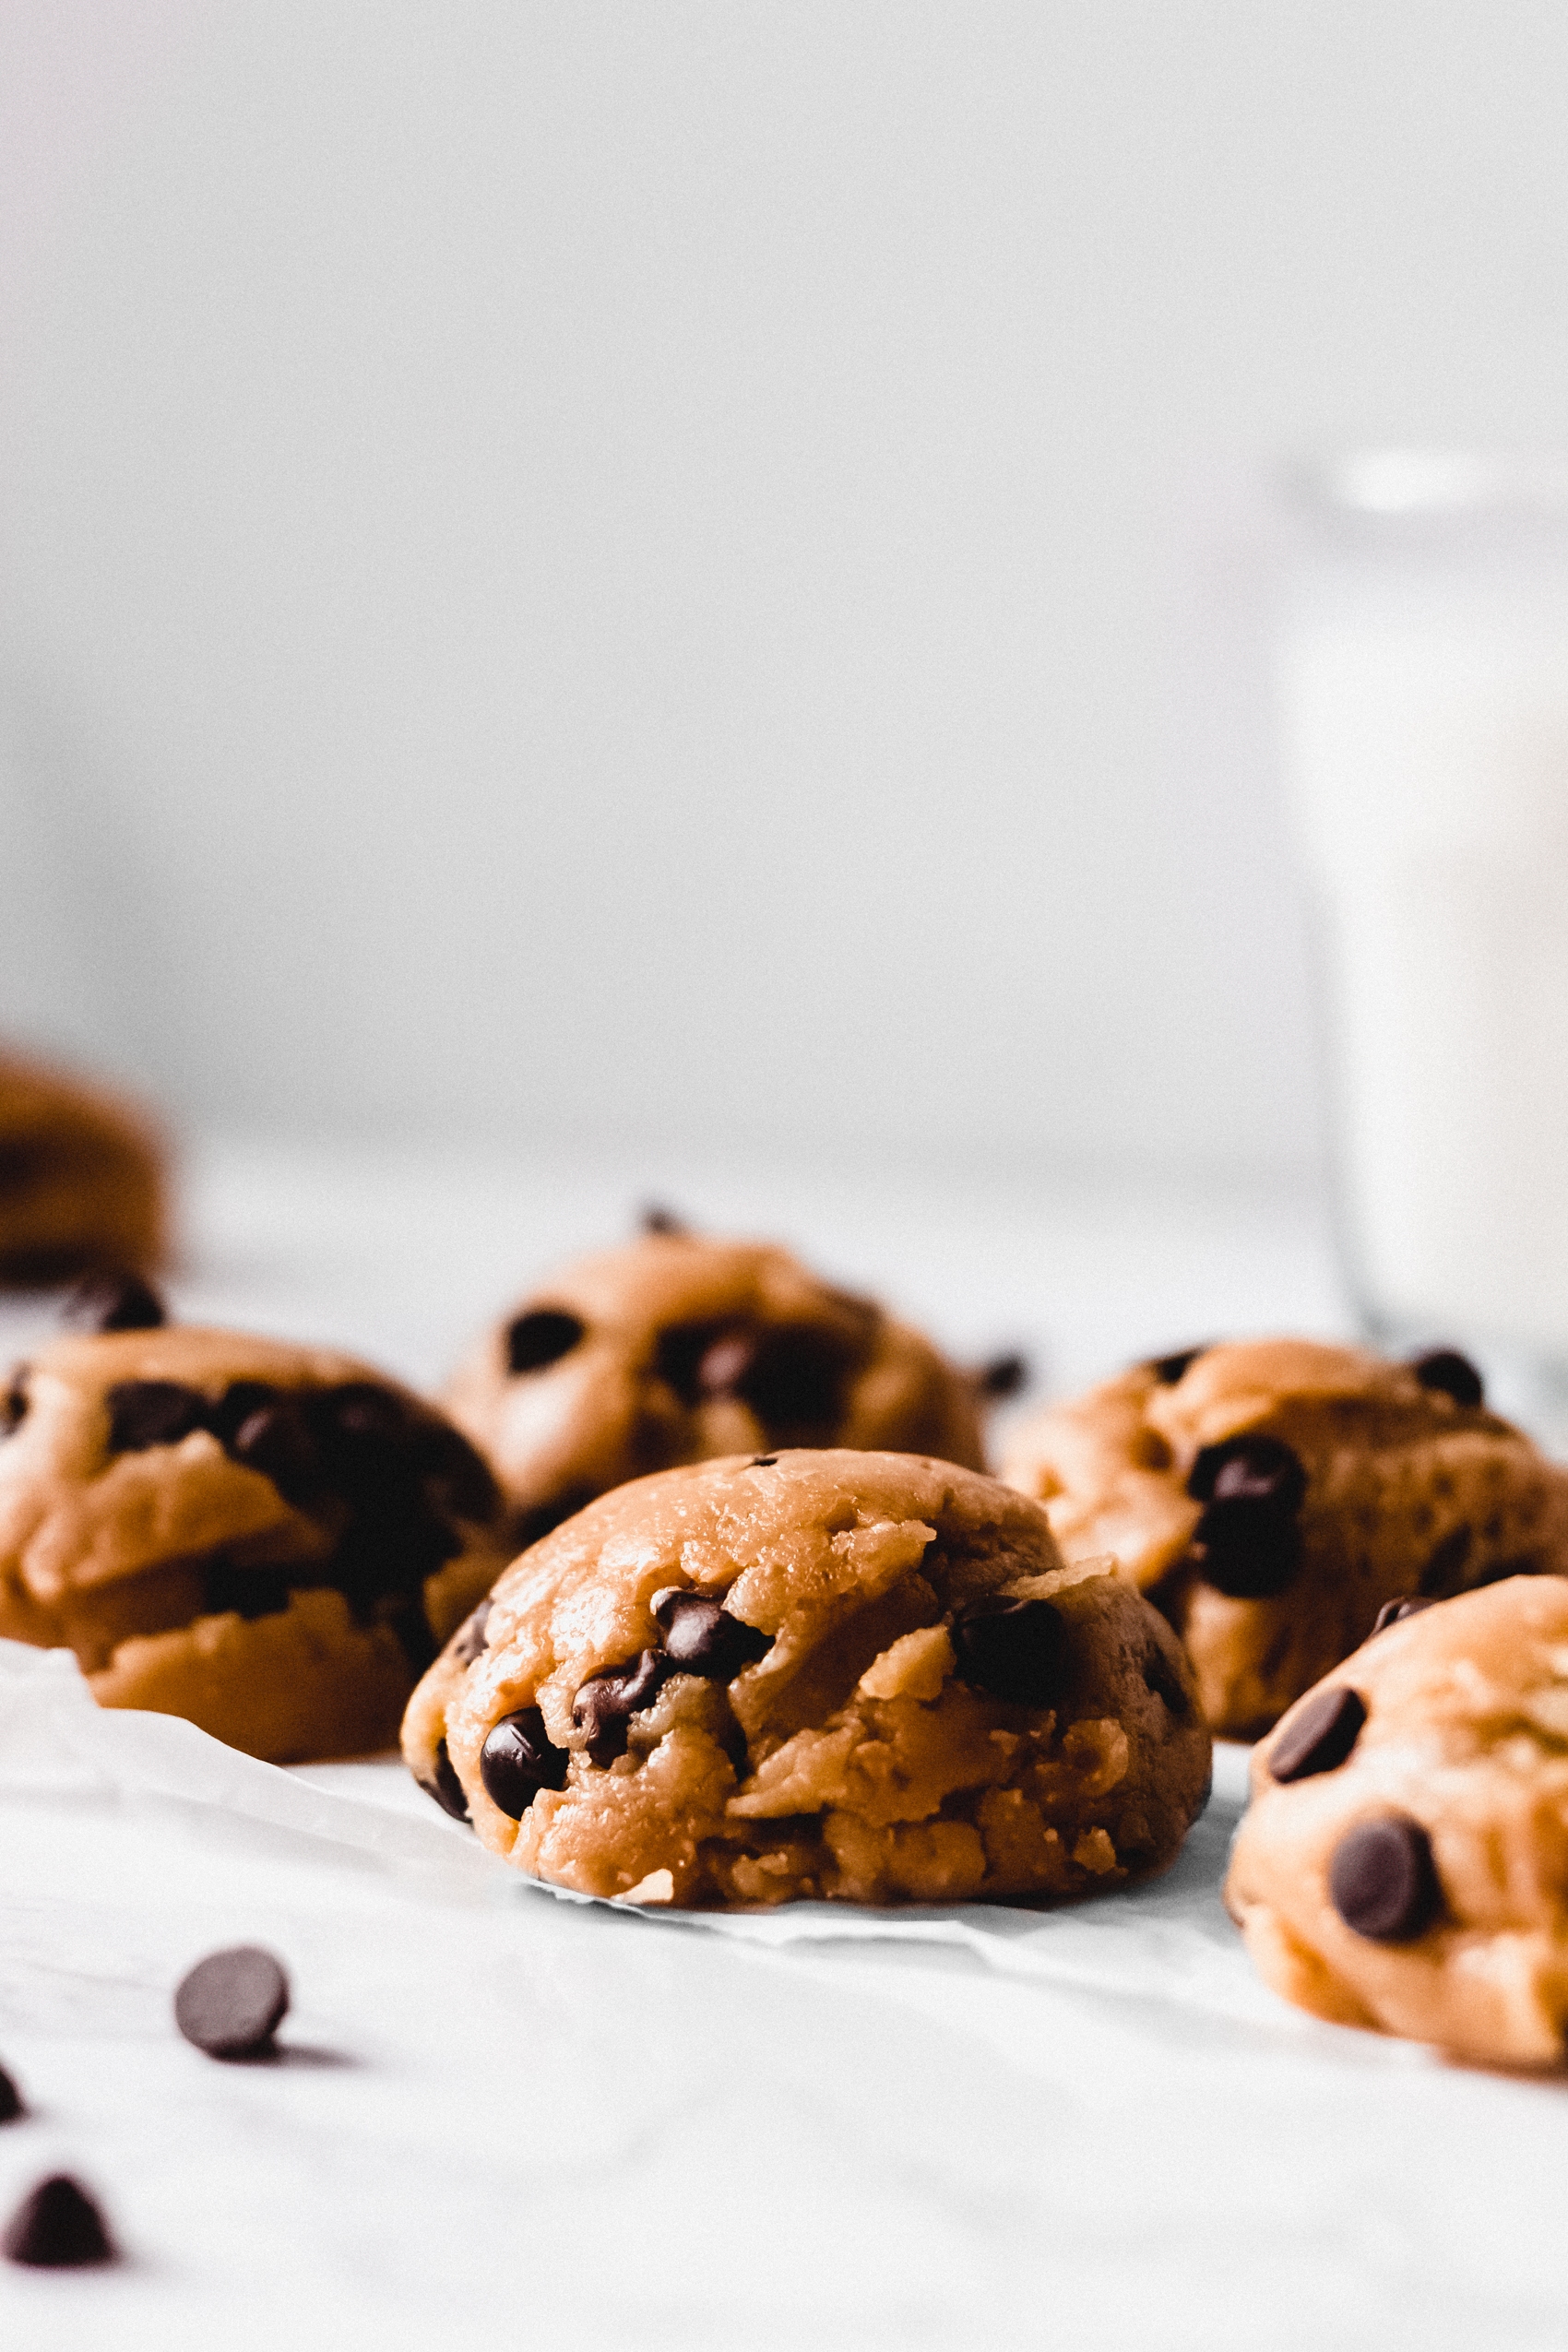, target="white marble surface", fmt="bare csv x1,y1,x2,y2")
5,1144,1568,2351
